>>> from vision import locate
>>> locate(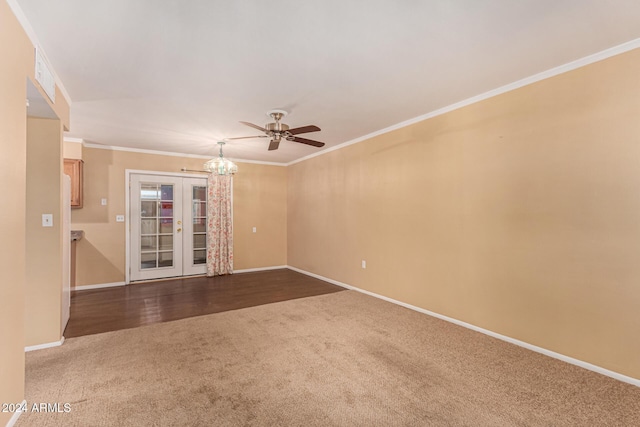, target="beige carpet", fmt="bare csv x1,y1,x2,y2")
18,291,640,426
